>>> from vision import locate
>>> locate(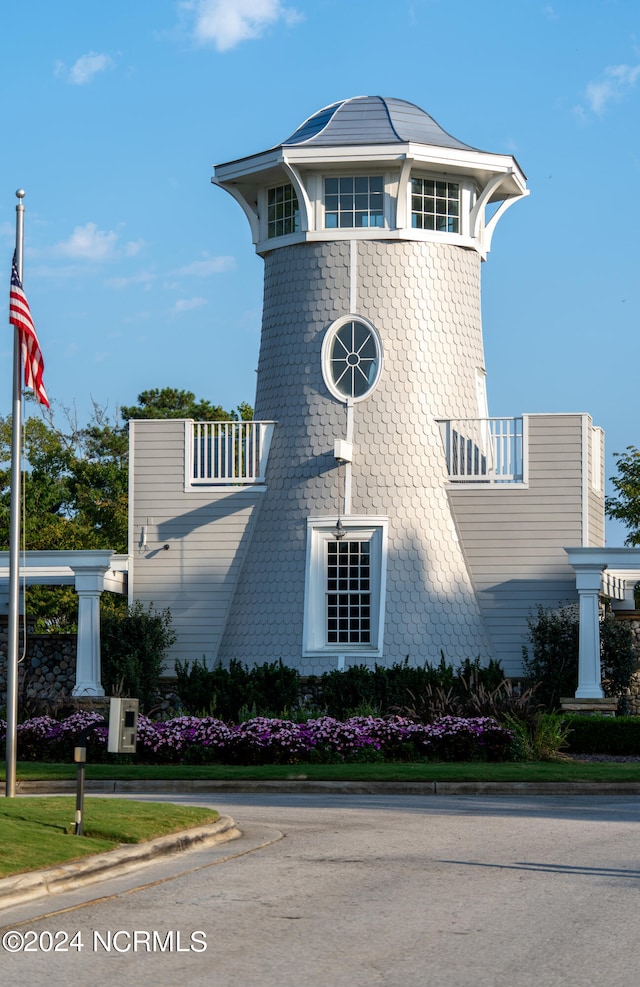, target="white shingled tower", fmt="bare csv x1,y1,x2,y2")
212,96,529,674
